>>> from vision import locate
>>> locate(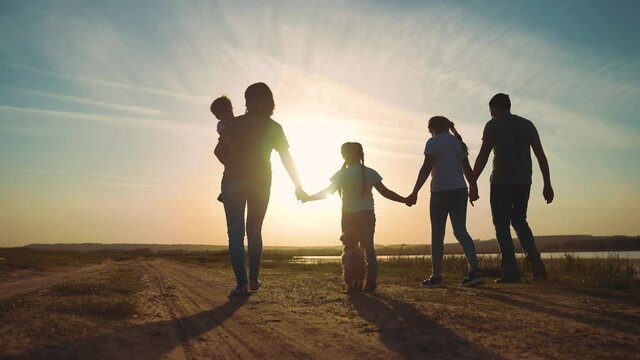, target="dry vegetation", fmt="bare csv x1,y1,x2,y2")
164,250,640,289
47,269,142,319
0,248,146,275
0,248,638,359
